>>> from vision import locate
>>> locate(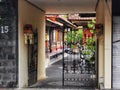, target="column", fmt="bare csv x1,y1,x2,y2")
37,14,46,80
104,0,111,88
